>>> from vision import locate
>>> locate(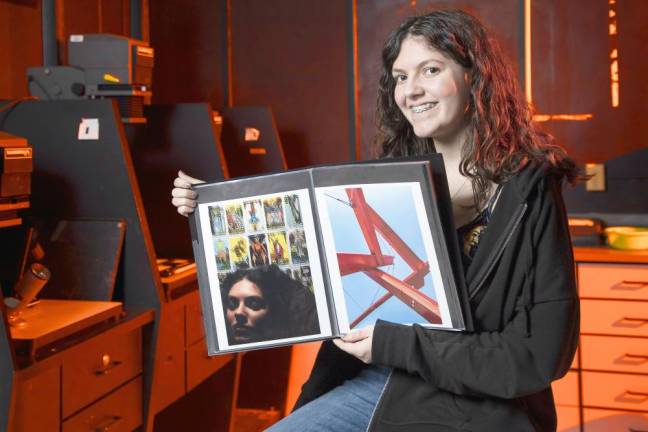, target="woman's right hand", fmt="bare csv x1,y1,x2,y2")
171,170,205,217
